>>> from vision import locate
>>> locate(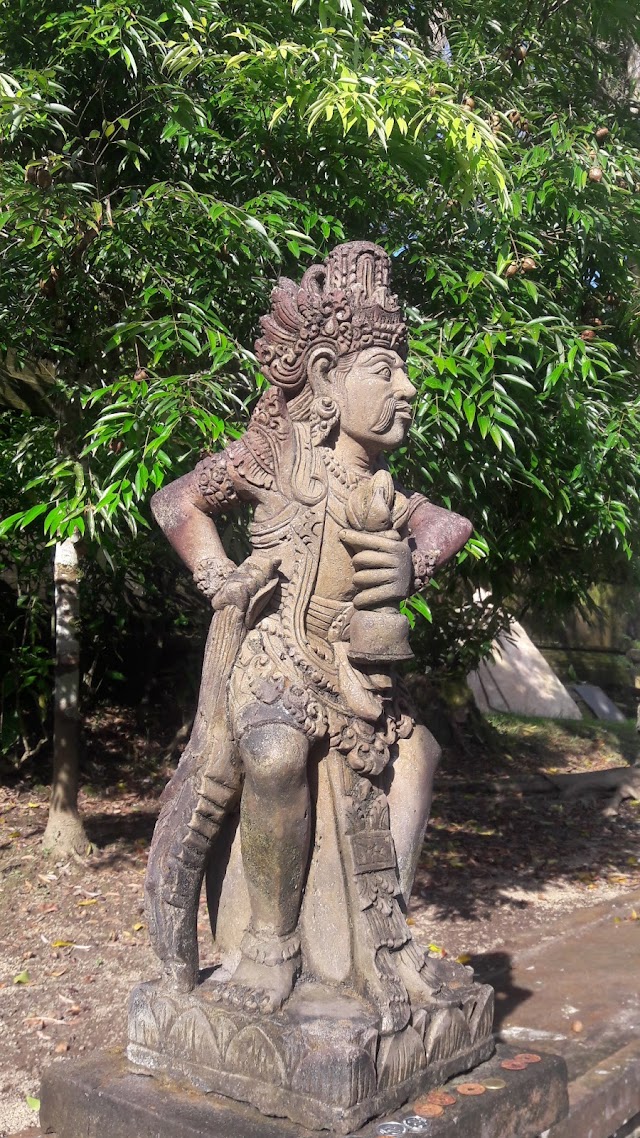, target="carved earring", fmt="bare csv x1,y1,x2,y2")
309,396,340,444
